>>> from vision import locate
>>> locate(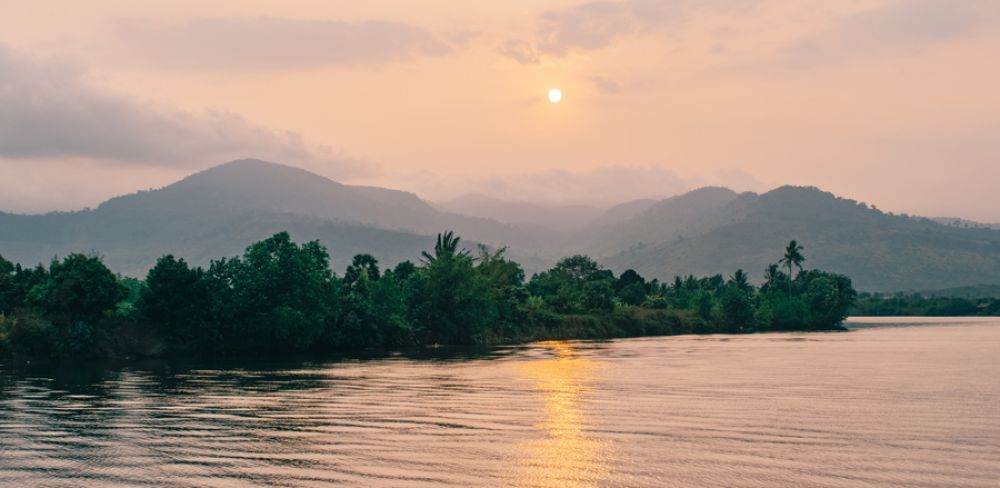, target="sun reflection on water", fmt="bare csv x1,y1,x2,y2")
508,341,611,487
